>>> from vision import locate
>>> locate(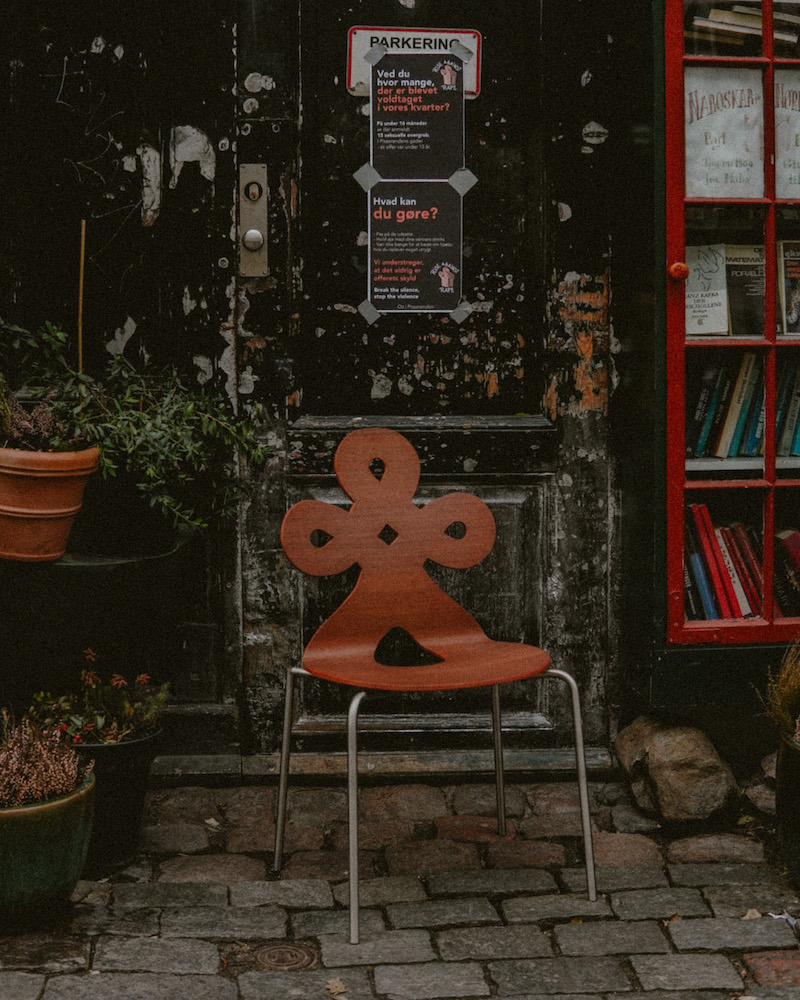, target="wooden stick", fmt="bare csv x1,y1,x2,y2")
77,218,86,372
